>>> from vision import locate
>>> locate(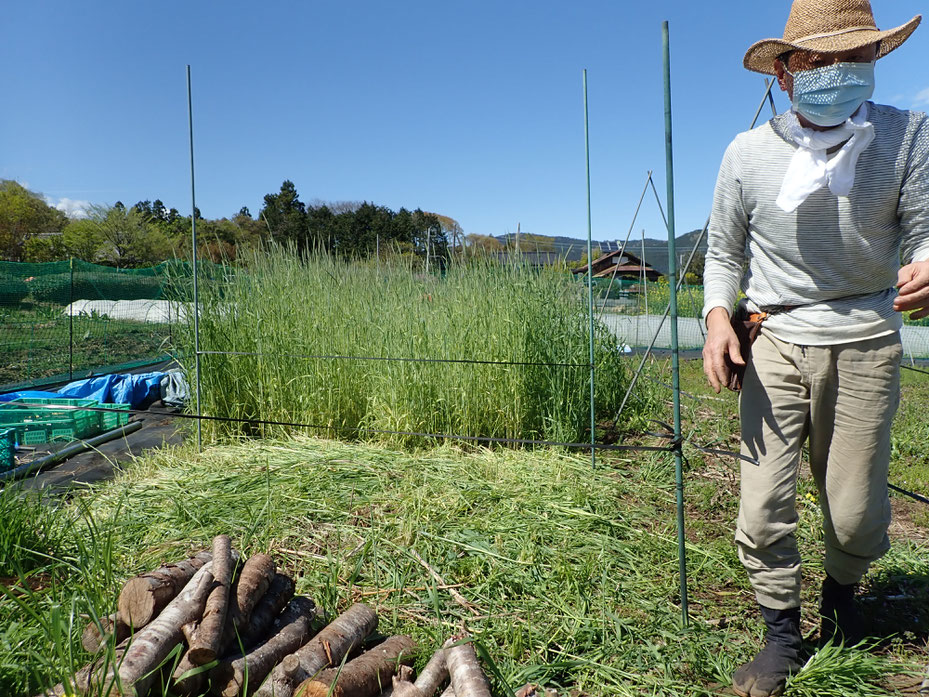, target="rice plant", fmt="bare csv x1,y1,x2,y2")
173,248,654,446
